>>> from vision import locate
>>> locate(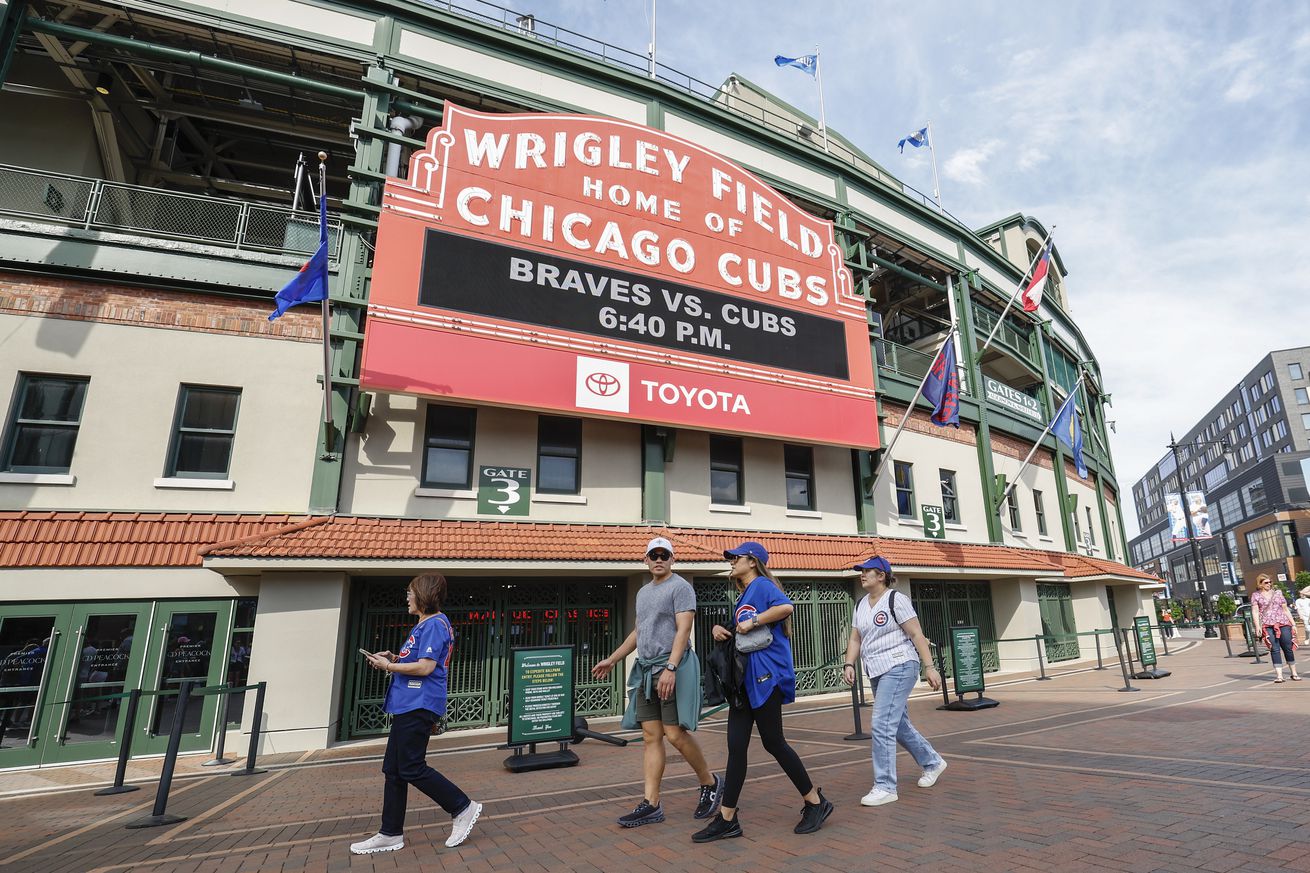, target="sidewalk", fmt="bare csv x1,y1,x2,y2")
2,640,1308,872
